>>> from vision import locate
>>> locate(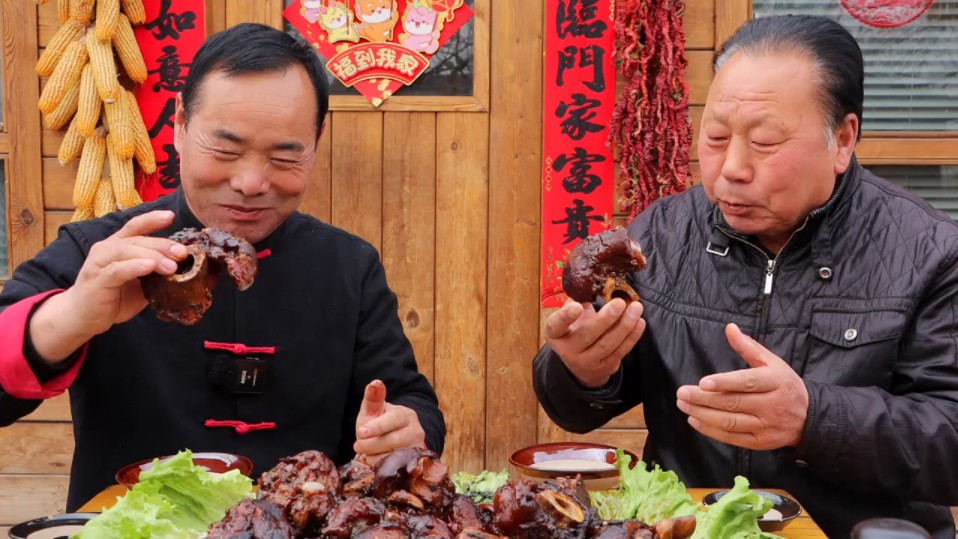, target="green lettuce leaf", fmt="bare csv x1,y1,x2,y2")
451,469,509,504
691,475,782,539
73,450,253,539
633,463,700,522
589,449,698,521
589,487,636,521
